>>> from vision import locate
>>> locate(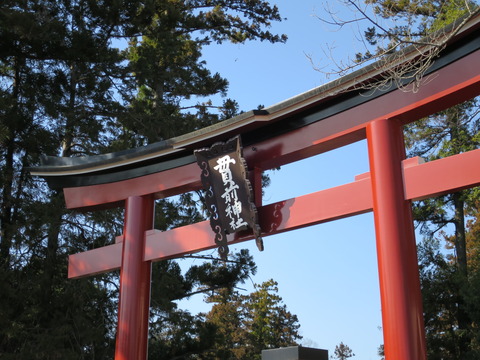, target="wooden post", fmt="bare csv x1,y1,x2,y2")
115,196,154,360
367,119,427,360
